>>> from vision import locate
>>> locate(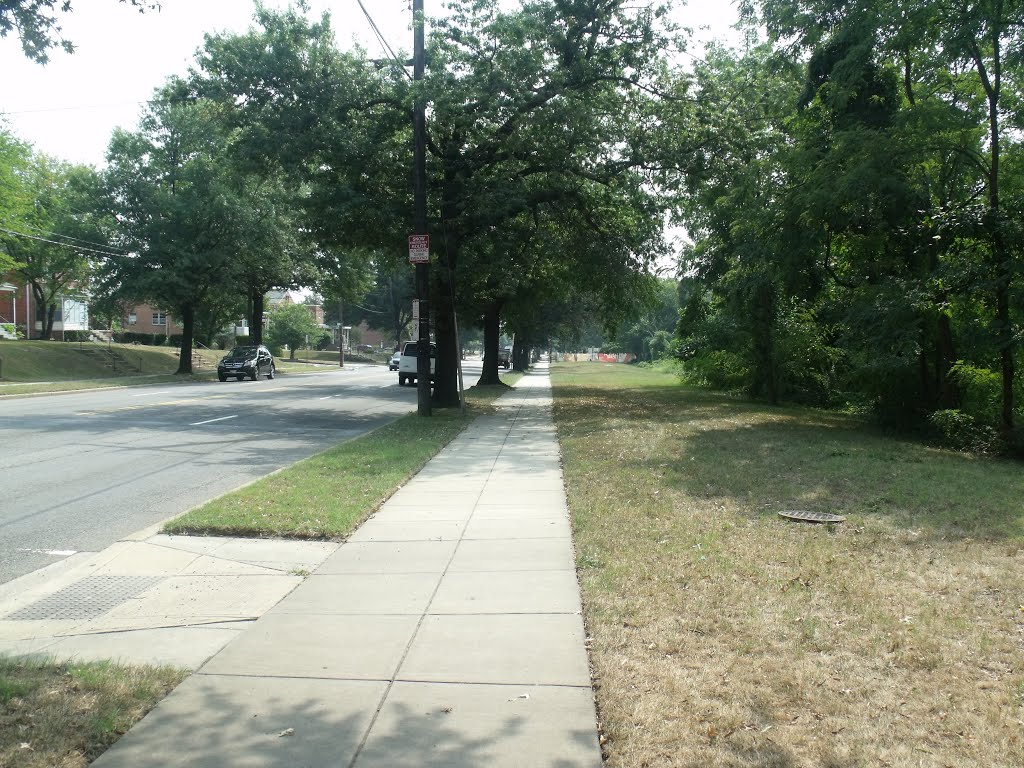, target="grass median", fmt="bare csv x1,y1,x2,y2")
551,361,1024,768
164,378,520,538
